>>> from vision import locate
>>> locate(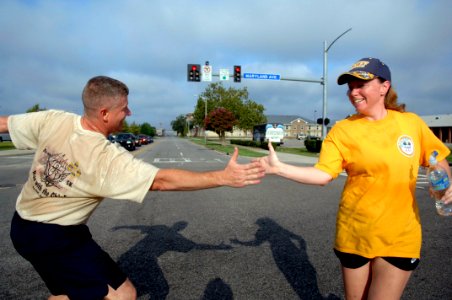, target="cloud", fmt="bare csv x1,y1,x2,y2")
1,0,451,130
